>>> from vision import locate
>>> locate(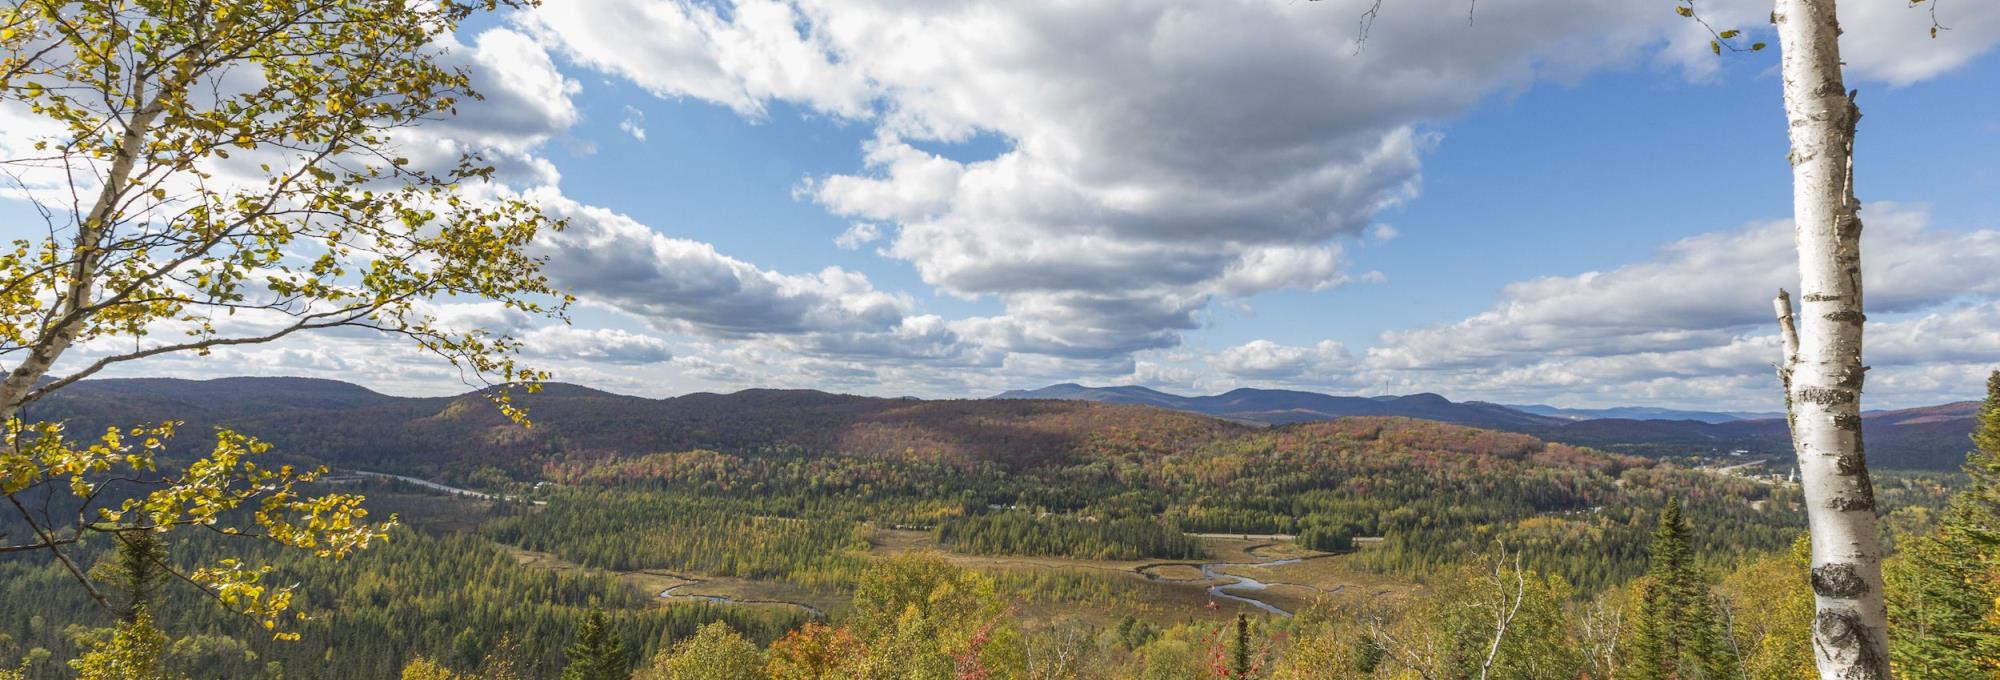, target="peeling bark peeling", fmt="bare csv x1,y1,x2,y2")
1771,0,1893,677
